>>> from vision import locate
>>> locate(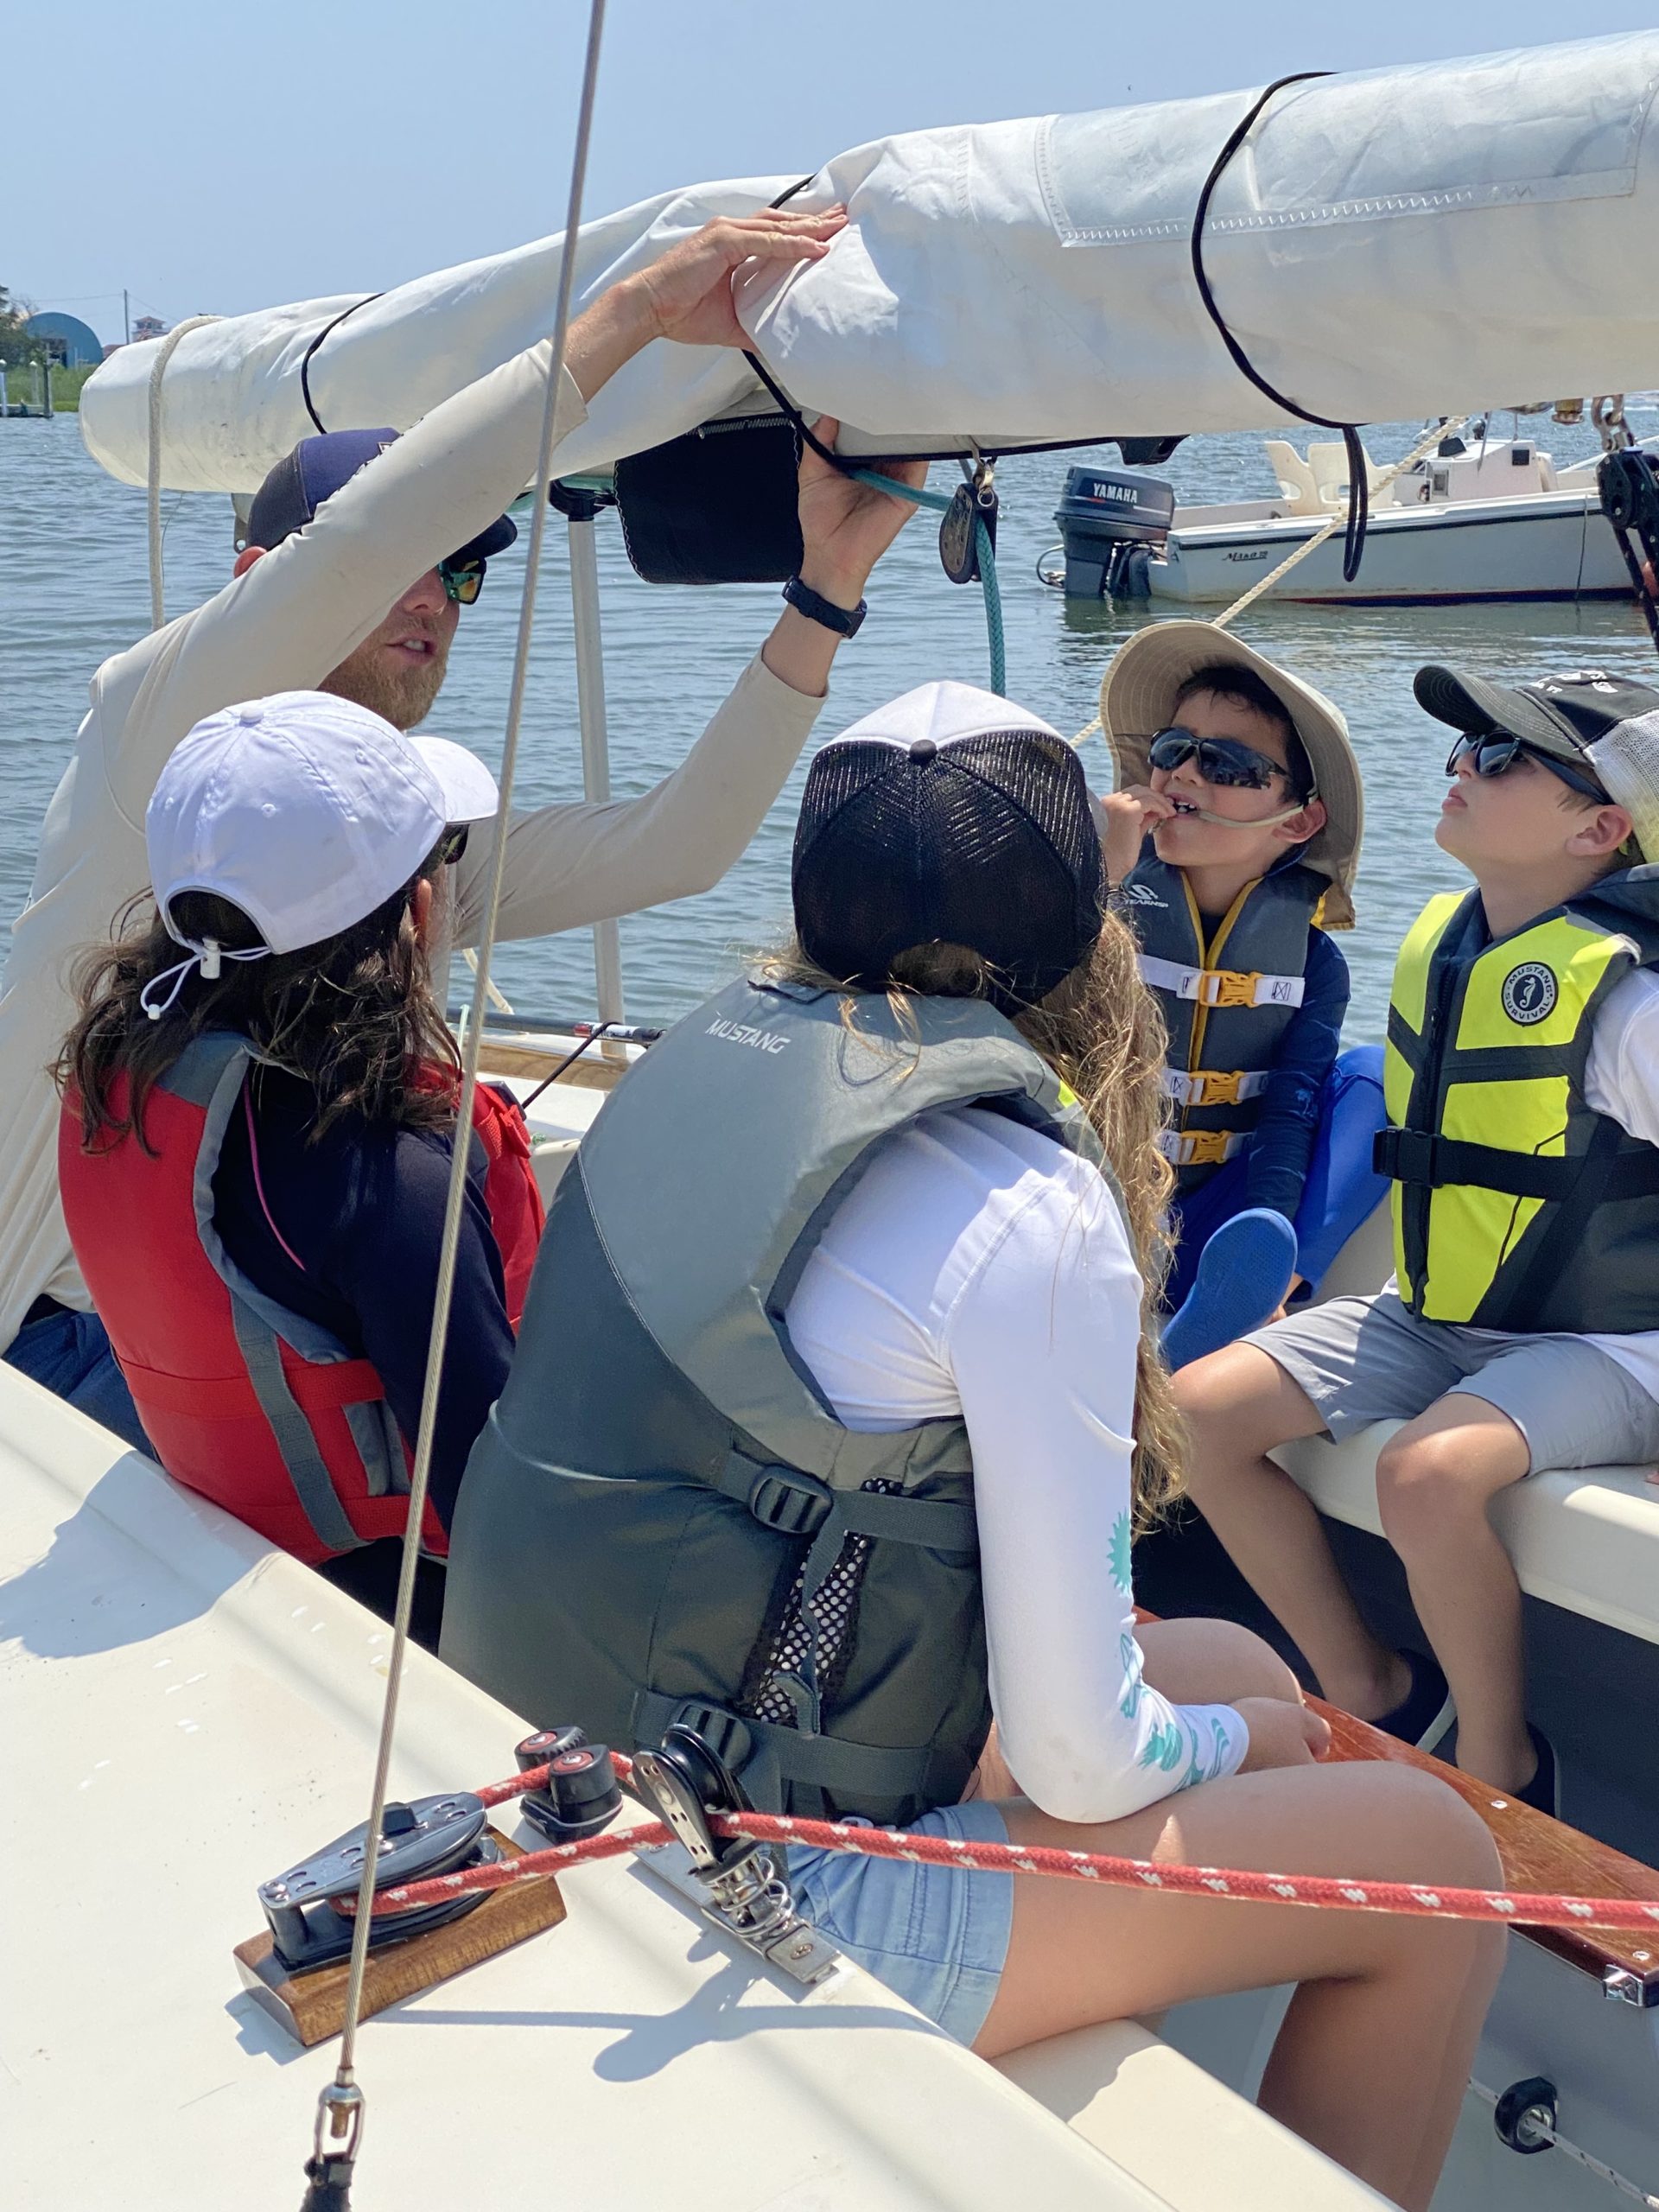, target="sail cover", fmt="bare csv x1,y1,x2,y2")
84,32,1659,493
